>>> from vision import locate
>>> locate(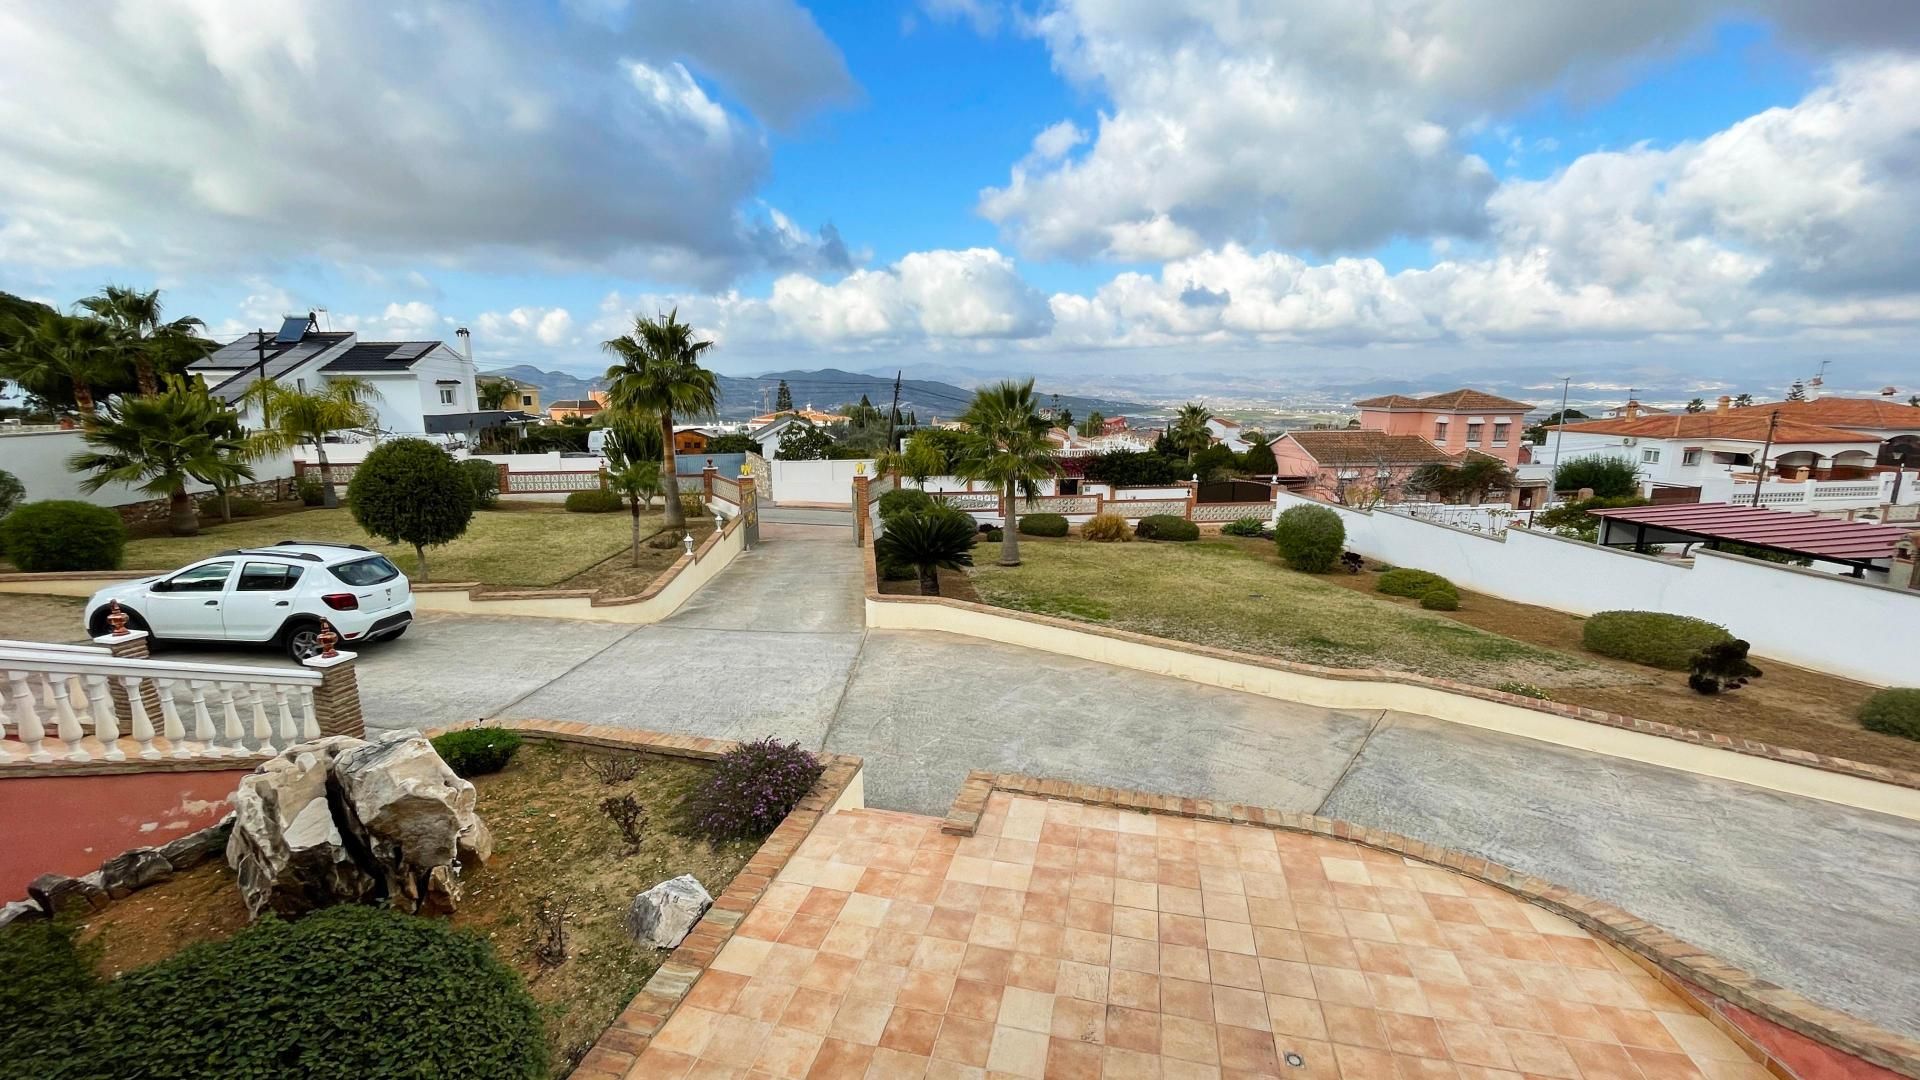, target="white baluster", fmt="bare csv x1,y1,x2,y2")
298,686,320,740
8,672,50,763
155,679,190,759
250,685,276,754
189,681,217,754
40,674,55,711
123,675,159,760
273,686,298,749
87,674,124,762
218,684,245,755
49,673,88,762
